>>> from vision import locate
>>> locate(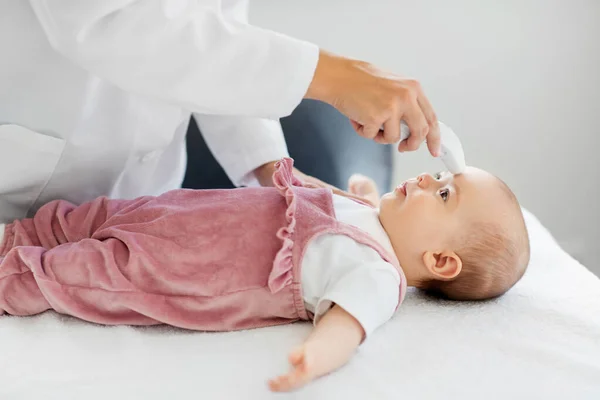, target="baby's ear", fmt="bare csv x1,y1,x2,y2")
422,251,462,281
